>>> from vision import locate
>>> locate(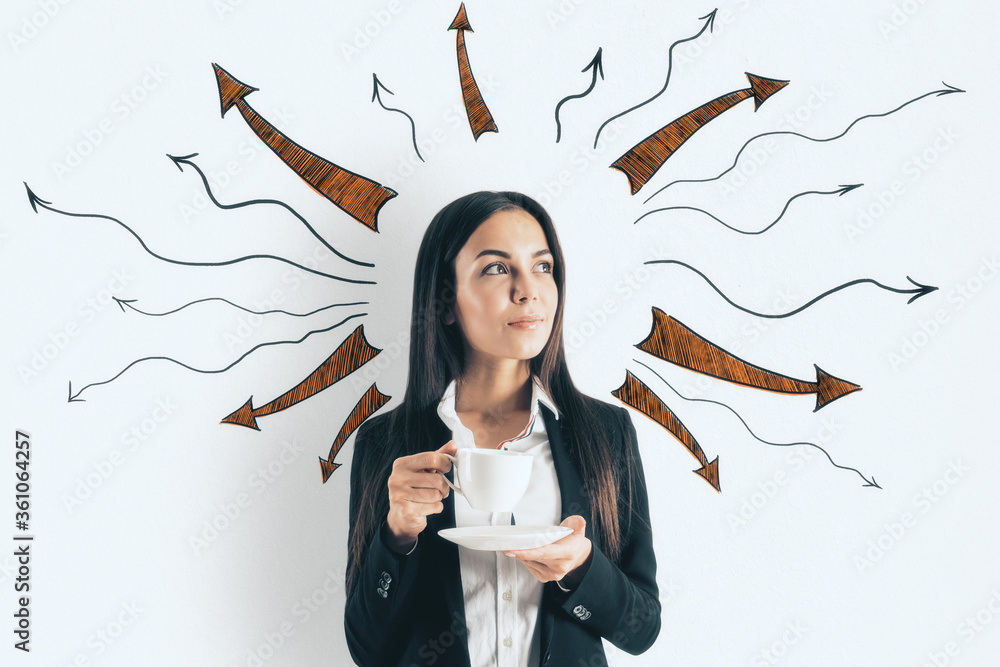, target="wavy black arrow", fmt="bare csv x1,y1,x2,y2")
632,358,880,488
372,73,424,162
113,295,368,318
593,9,717,149
67,312,366,402
645,259,937,316
634,184,862,234
642,82,965,202
24,183,374,285
555,47,603,143
167,153,372,268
